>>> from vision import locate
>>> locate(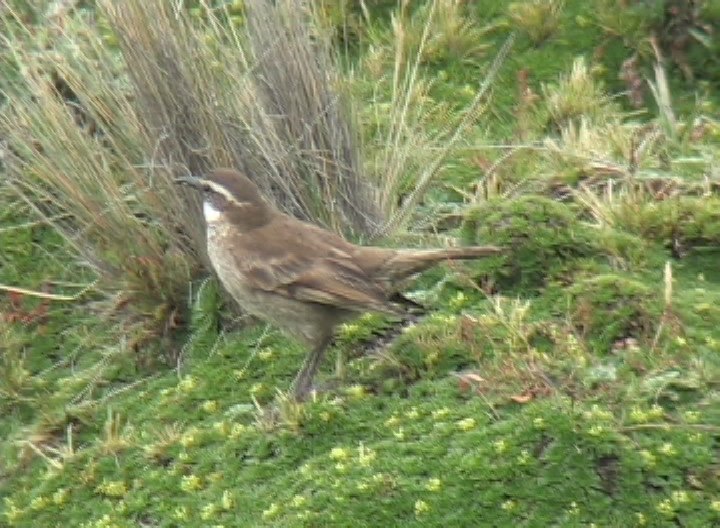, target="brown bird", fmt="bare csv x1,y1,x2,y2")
176,169,501,400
